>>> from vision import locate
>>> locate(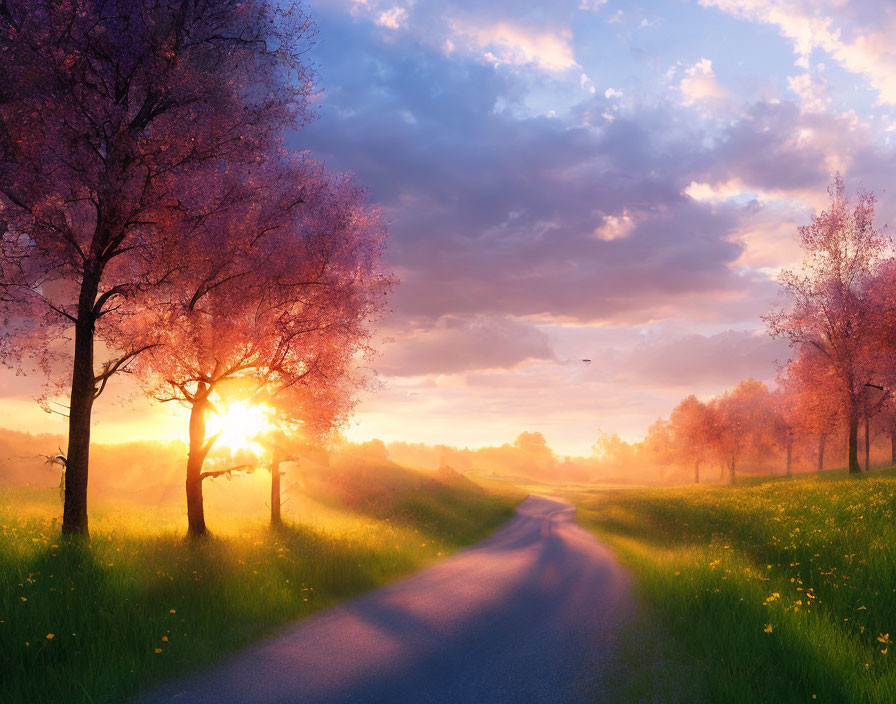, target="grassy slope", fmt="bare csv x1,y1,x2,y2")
576,469,896,704
0,463,522,704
